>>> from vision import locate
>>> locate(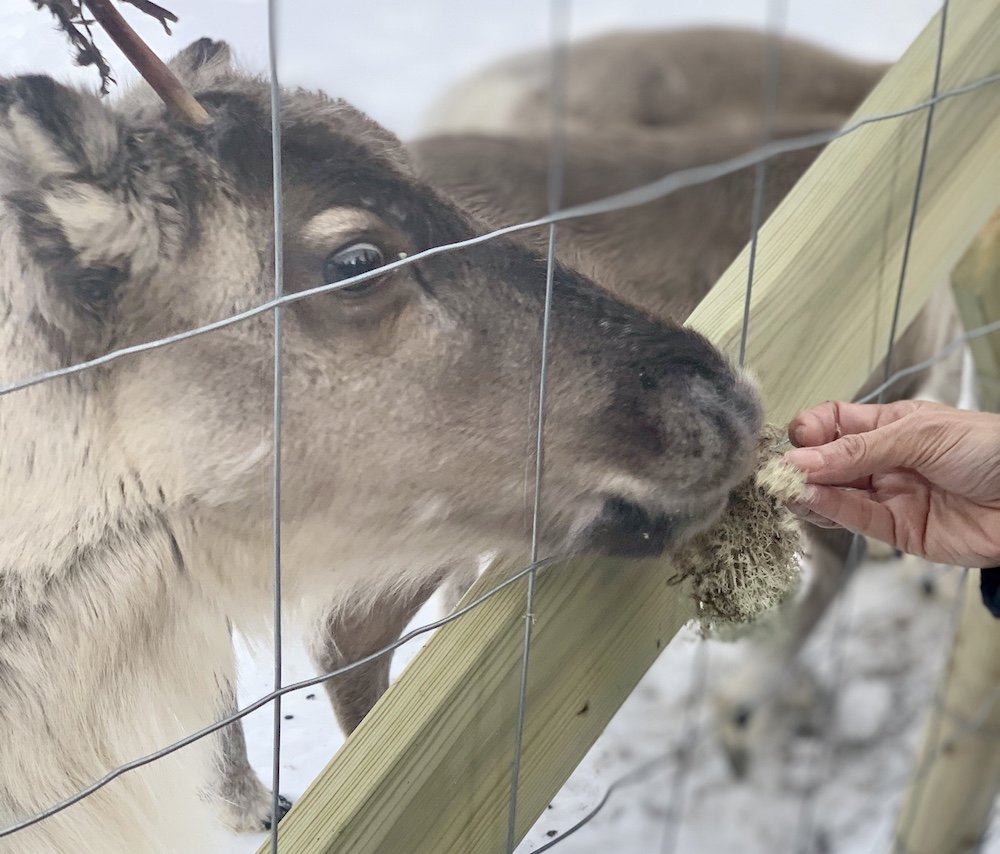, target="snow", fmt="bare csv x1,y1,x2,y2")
834,678,895,746
3,2,987,852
